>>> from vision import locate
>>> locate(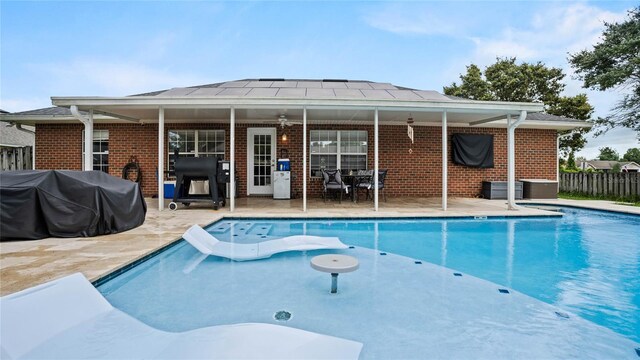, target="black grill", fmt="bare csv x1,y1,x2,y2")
170,149,229,210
